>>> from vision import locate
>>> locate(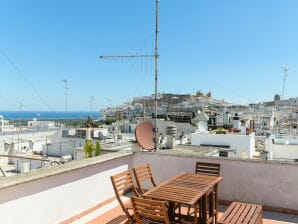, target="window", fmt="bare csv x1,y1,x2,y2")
219,151,228,157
